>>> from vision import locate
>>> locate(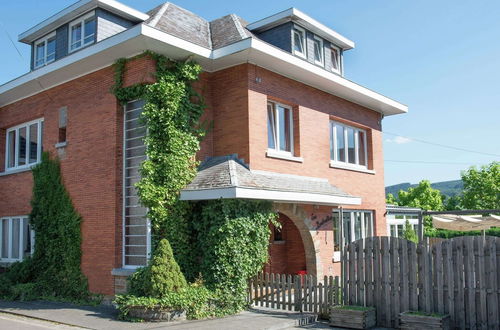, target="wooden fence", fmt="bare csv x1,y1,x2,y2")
342,235,500,329
248,272,340,316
